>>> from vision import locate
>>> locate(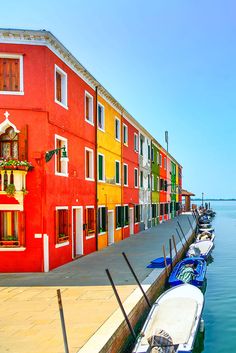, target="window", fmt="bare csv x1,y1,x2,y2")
157,151,159,164
140,136,144,156
152,175,154,191
140,205,143,222
55,135,68,176
55,208,69,243
134,133,138,152
123,164,128,186
164,157,167,170
123,124,128,144
0,211,20,246
148,144,151,160
151,147,154,162
115,161,120,184
159,154,162,167
152,204,157,218
0,54,23,94
98,103,105,131
98,154,105,182
134,205,140,223
134,168,138,188
140,171,143,188
115,118,120,141
86,207,95,235
98,207,107,233
55,65,67,108
148,174,150,190
165,203,169,214
124,205,129,226
157,177,159,191
160,204,164,216
85,91,94,124
116,206,124,228
85,148,94,180
0,127,18,159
